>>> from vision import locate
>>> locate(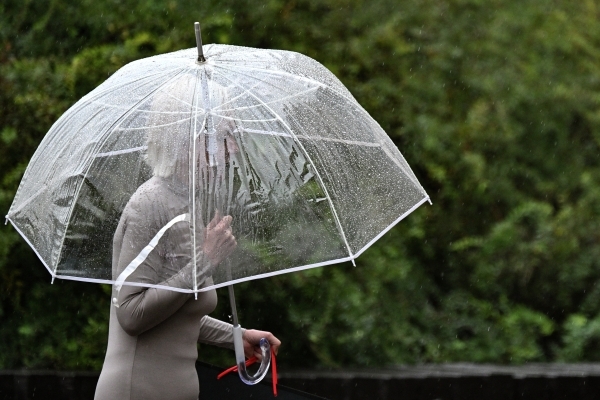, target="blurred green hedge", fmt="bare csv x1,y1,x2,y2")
2,0,600,370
